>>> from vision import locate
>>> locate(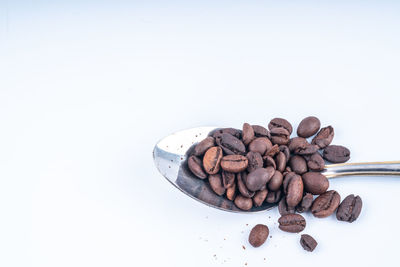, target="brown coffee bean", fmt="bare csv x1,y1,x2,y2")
297,116,321,138
296,193,314,213
279,145,290,163
336,194,362,223
275,151,286,172
246,151,263,172
246,167,275,192
252,125,271,138
220,155,248,173
249,137,273,155
300,234,317,252
226,183,236,201
323,145,350,163
305,153,325,171
265,144,279,157
188,155,208,179
249,224,269,247
268,118,293,134
312,126,334,149
268,170,283,191
217,133,246,155
208,174,226,196
265,189,282,203
234,194,253,210
253,189,268,207
193,137,215,156
278,214,306,233
237,172,255,198
289,155,307,175
283,172,304,207
270,127,290,145
289,137,318,155
213,128,242,139
221,171,235,188
242,123,255,145
311,190,341,218
202,146,223,175
302,172,329,195
278,197,295,215
263,155,276,169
